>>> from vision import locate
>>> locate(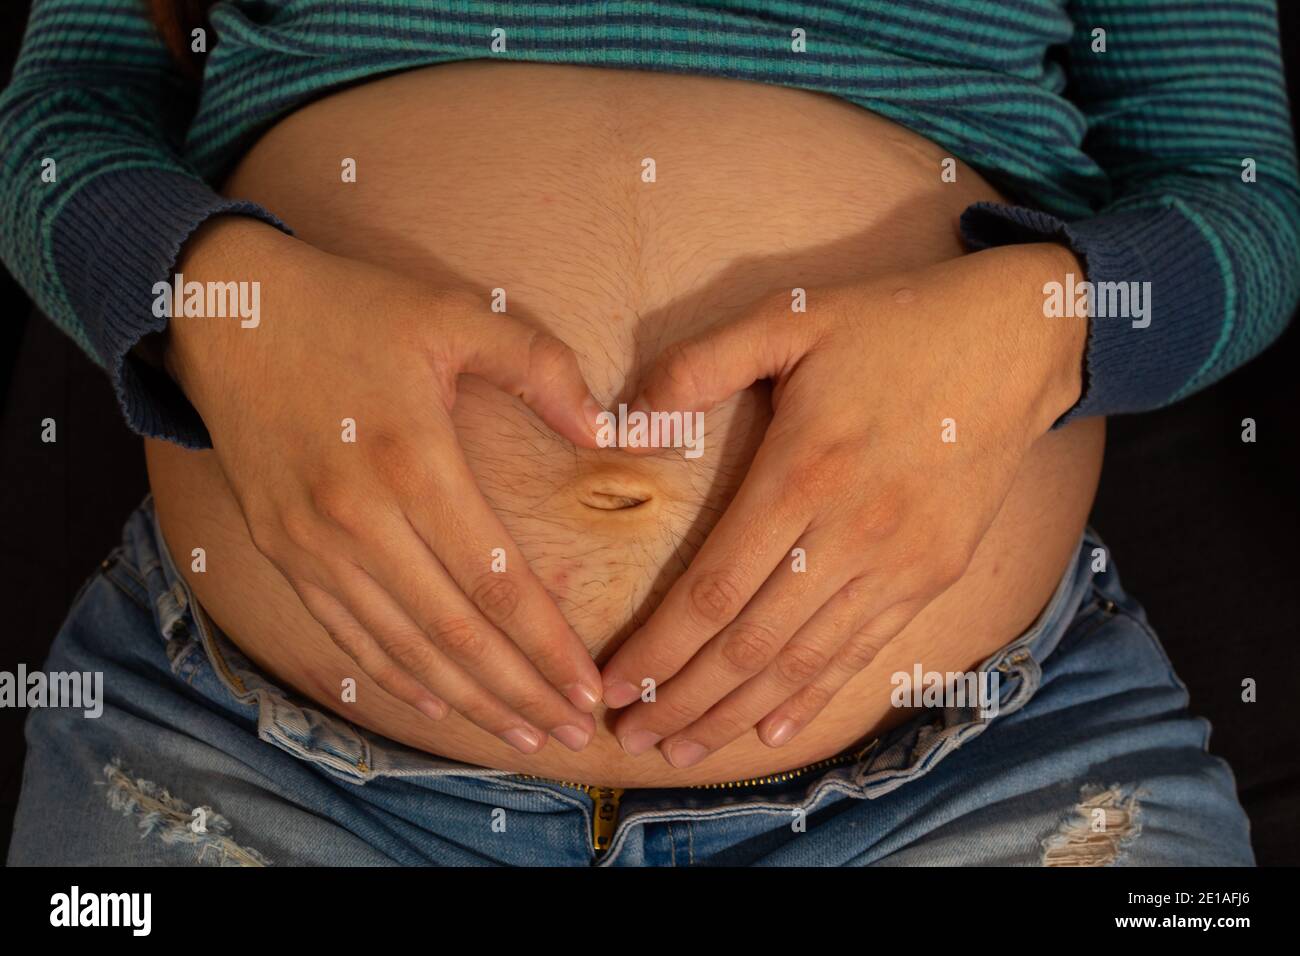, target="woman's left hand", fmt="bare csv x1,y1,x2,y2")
600,243,1088,767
